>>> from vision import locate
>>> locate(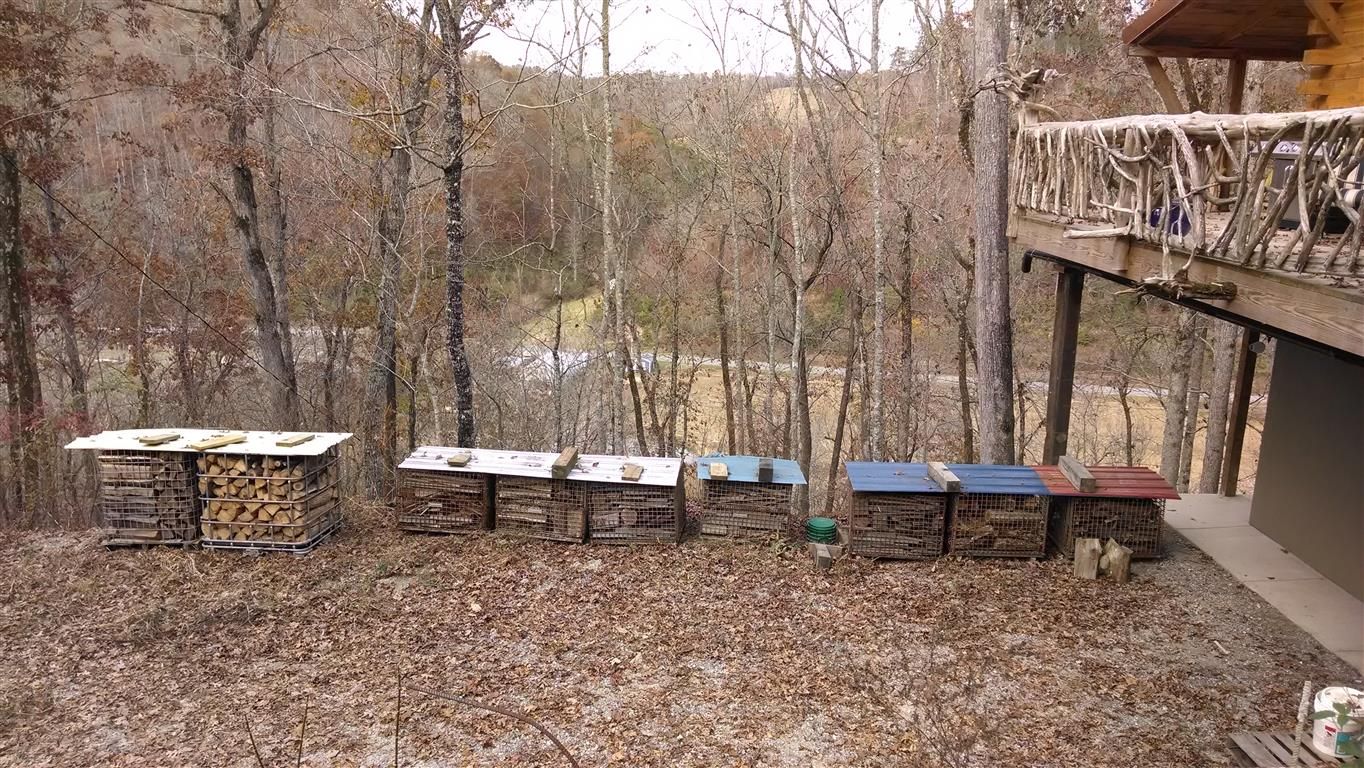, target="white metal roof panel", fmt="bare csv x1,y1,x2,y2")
65,429,351,457
399,447,682,486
